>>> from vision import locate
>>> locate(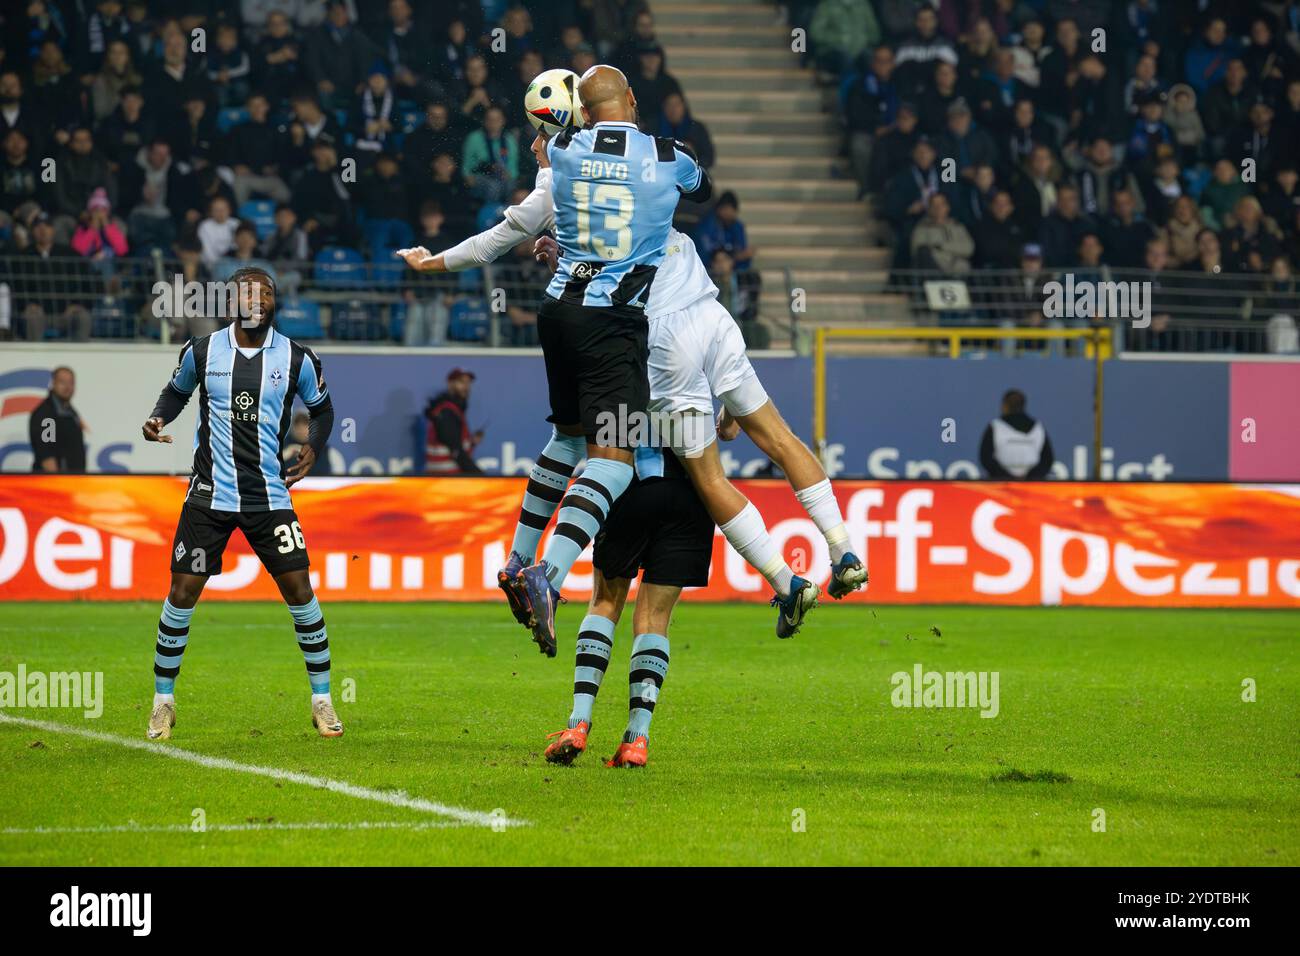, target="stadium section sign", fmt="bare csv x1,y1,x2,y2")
1,477,1296,608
